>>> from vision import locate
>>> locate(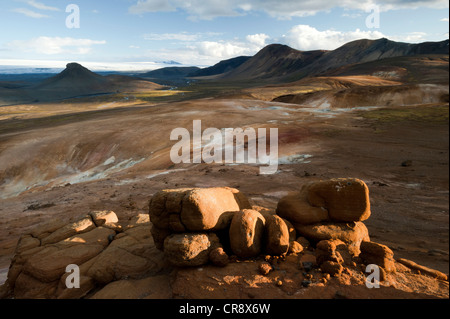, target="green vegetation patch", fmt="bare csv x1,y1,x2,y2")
56,90,185,104
132,90,188,102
